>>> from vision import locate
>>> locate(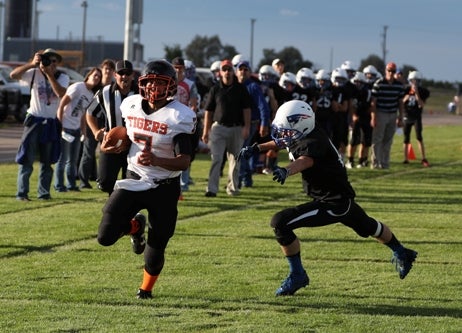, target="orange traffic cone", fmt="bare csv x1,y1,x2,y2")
407,144,416,160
